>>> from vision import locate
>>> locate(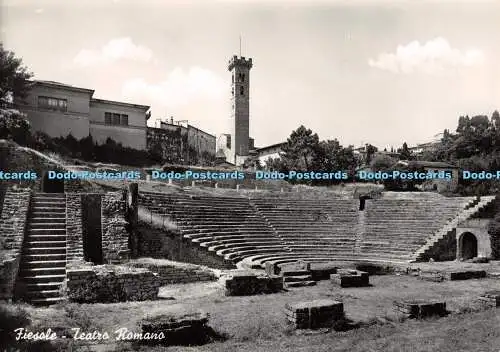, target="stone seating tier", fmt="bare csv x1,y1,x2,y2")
138,191,477,266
